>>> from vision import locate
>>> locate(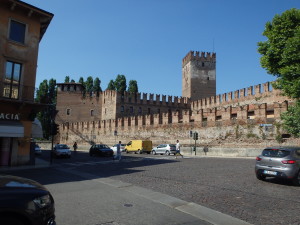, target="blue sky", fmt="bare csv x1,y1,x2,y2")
23,0,299,97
